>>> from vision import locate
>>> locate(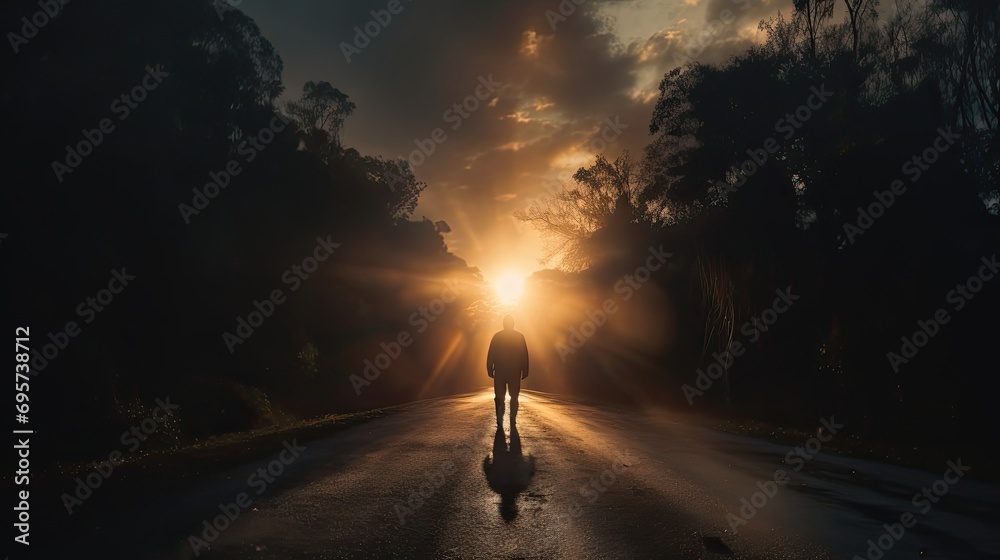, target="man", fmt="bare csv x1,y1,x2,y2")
487,315,529,428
